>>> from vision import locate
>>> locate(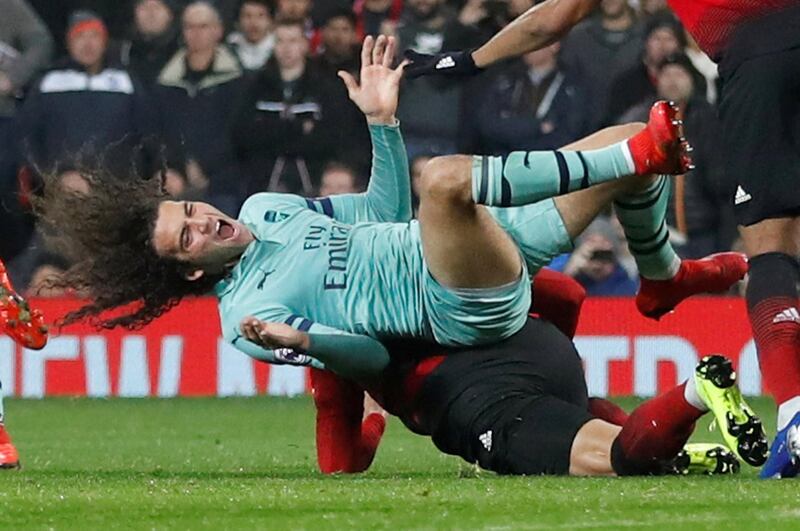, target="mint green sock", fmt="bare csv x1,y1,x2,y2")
471,142,634,207
613,175,680,280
